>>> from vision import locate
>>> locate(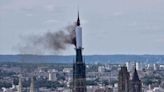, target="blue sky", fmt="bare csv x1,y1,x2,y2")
0,0,164,55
